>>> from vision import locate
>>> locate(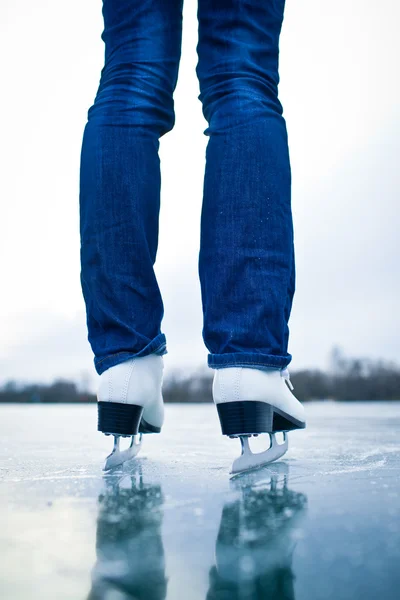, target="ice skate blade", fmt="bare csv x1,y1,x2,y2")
103,434,143,471
230,433,288,476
